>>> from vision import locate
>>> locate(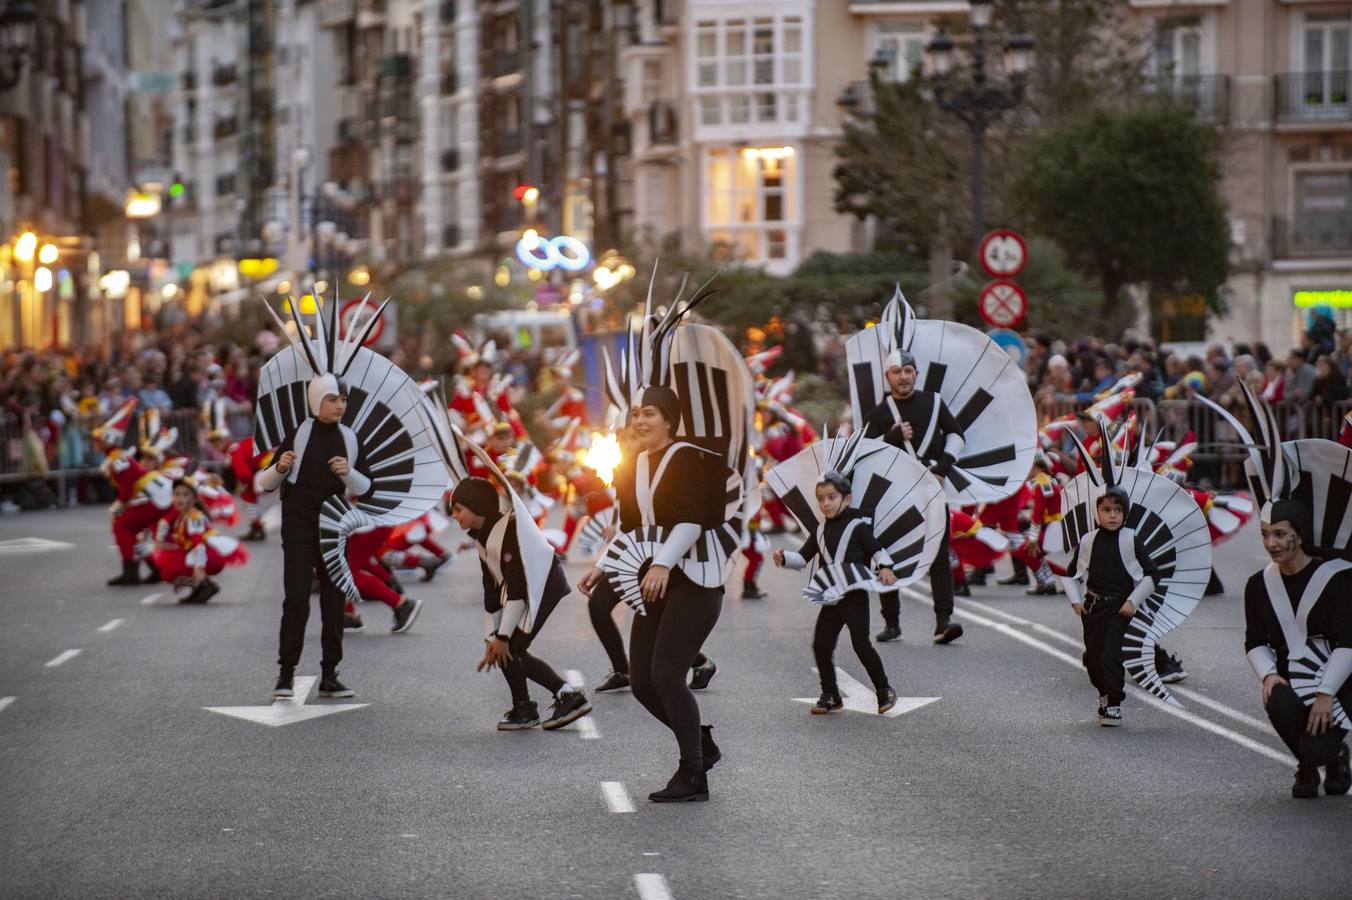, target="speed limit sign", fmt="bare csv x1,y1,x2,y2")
979,279,1028,330
979,229,1028,278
